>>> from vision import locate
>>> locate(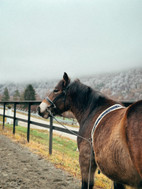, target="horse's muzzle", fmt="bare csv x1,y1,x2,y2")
37,106,50,119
